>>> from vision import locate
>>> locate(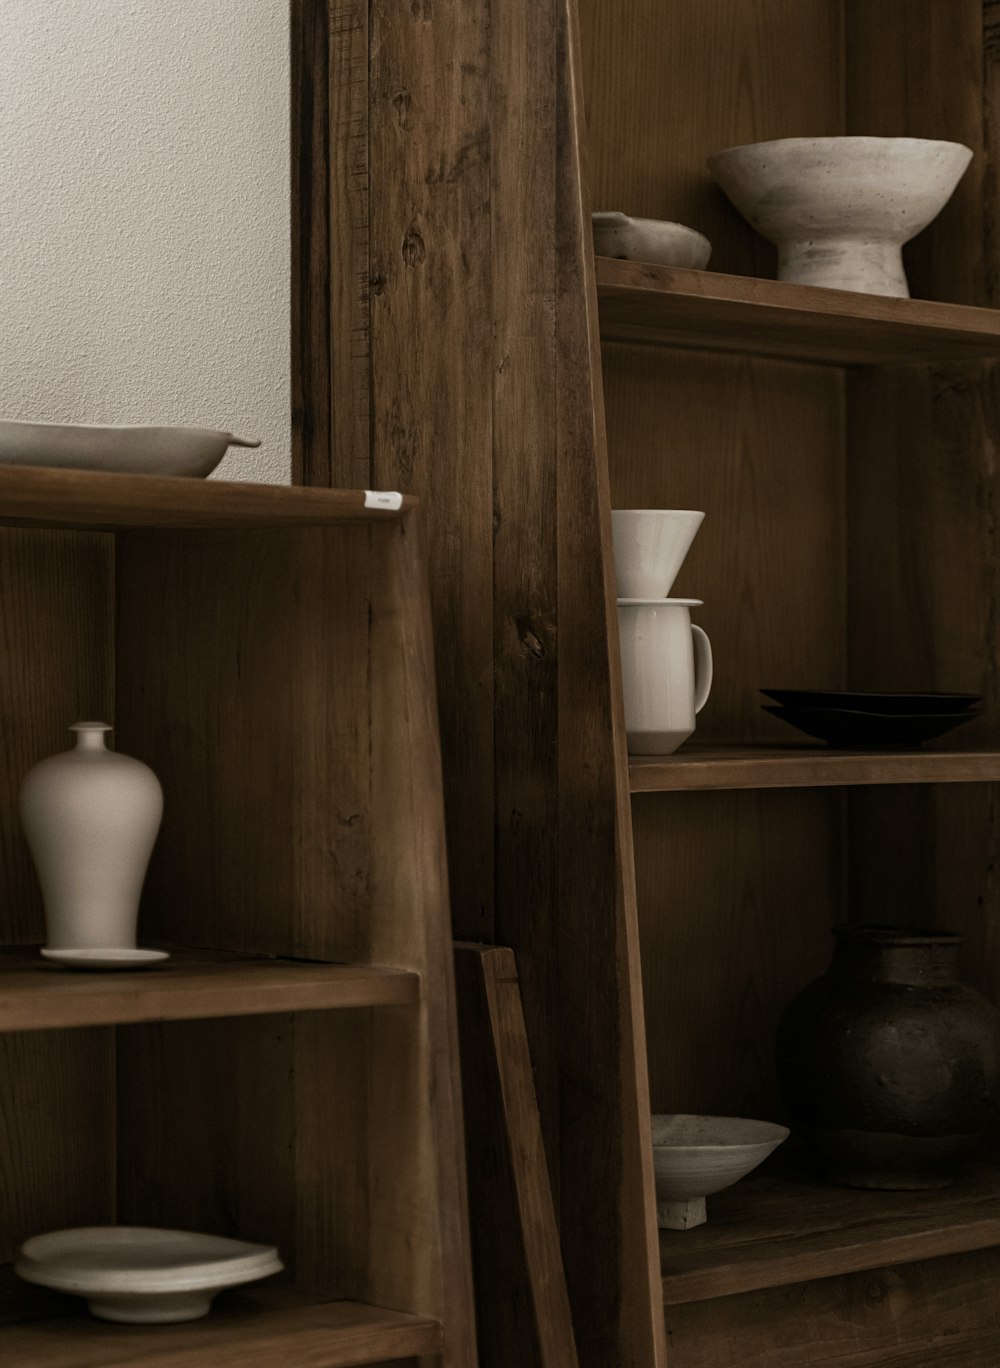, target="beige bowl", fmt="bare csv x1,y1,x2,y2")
592,212,711,269
651,1113,789,1229
708,136,972,297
